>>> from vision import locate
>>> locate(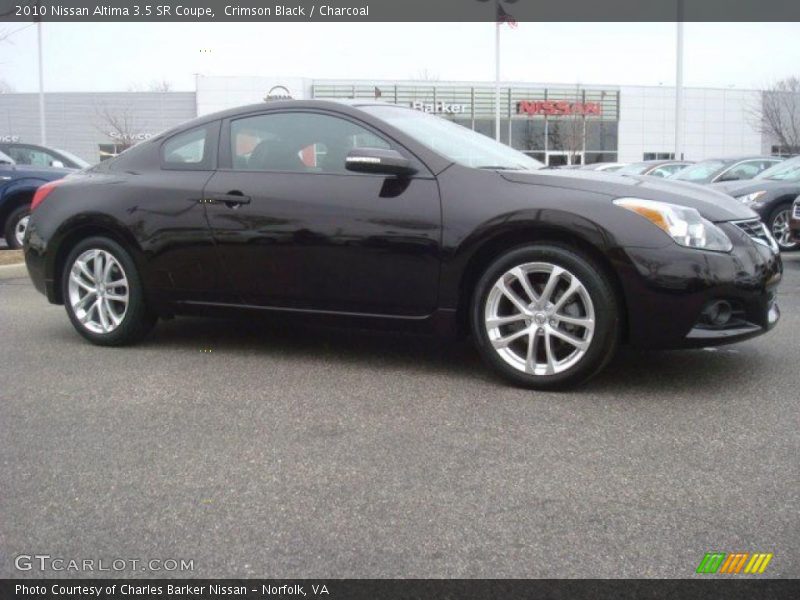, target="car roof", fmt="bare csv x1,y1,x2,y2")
631,160,691,166
700,155,780,162
157,99,399,138
110,99,455,176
